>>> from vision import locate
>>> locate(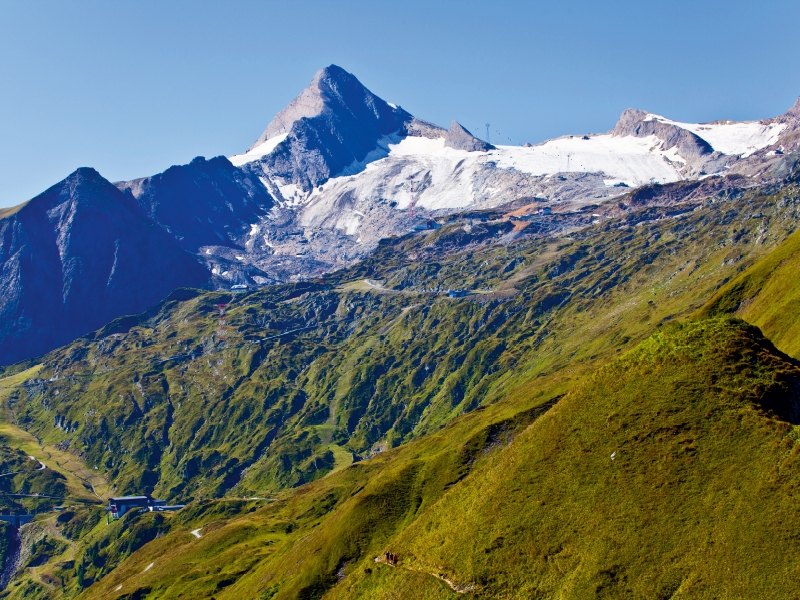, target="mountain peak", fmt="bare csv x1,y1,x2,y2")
251,65,407,150
244,66,413,190
611,107,713,160
612,108,649,132
315,63,351,84
71,166,102,179
65,167,106,187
